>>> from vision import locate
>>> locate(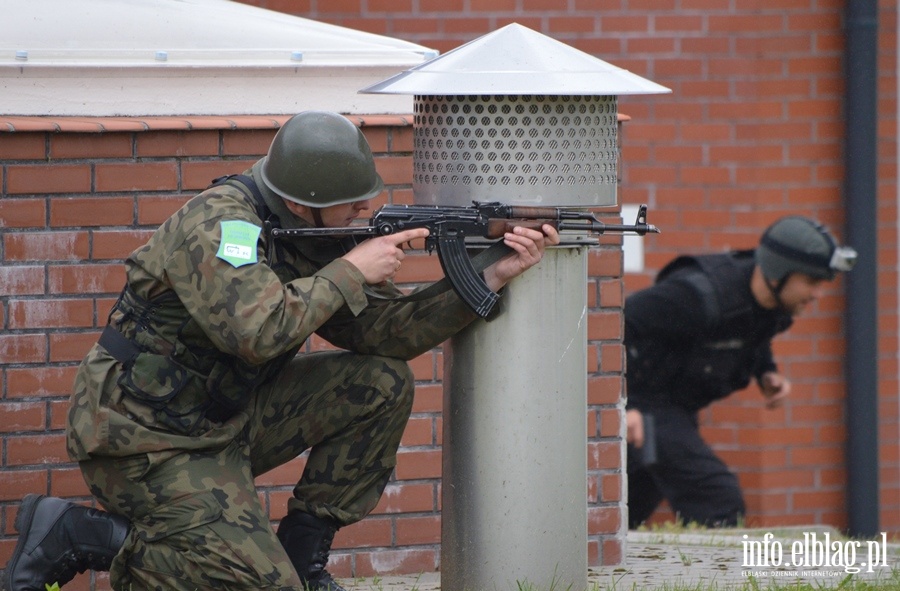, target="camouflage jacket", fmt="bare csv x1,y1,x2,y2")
67,167,477,461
